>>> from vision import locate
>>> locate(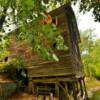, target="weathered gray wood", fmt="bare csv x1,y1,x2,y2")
28,78,33,93
25,5,83,78
82,78,88,99
72,82,78,100
79,78,84,97
55,83,59,99
26,55,83,78
6,5,83,79
59,83,67,100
